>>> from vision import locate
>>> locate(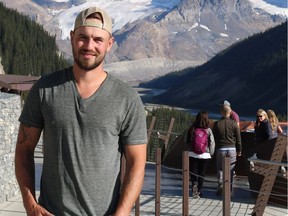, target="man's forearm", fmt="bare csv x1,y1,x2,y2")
15,147,37,211
15,124,42,213
114,165,145,216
